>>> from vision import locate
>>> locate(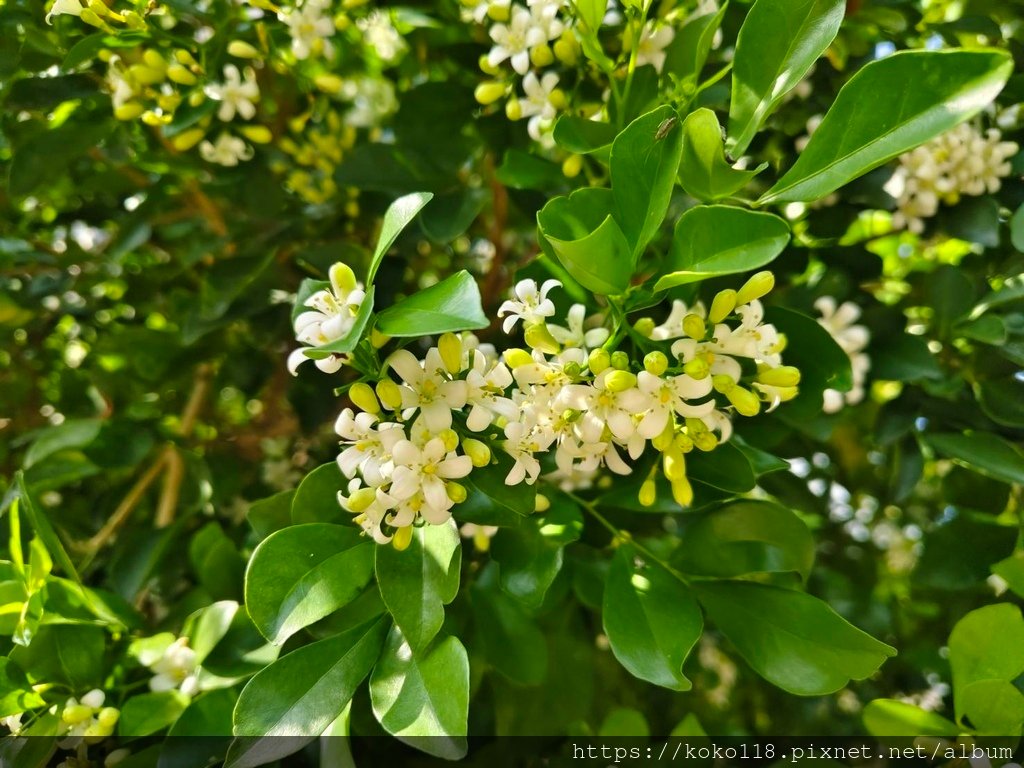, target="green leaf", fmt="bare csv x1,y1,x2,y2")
960,679,1024,735
728,0,844,156
654,206,789,291
375,520,460,652
376,271,487,337
247,491,295,541
663,4,728,87
977,377,1024,428
538,188,634,295
599,708,650,737
767,307,853,419
603,547,702,691
470,567,548,685
369,626,469,760
871,332,942,381
23,419,102,469
675,501,815,580
245,523,374,645
15,472,81,586
922,431,1024,485
862,699,957,737
694,581,896,695
464,451,536,519
760,50,1013,204
1011,203,1024,253
552,116,617,155
9,623,105,690
0,659,45,718
992,552,1024,599
948,603,1024,721
610,105,683,256
574,0,604,33
227,617,389,768
496,149,566,190
678,109,766,202
159,689,236,768
9,119,111,197
367,192,434,284
120,691,190,737
685,442,756,492
189,523,244,602
291,463,345,525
